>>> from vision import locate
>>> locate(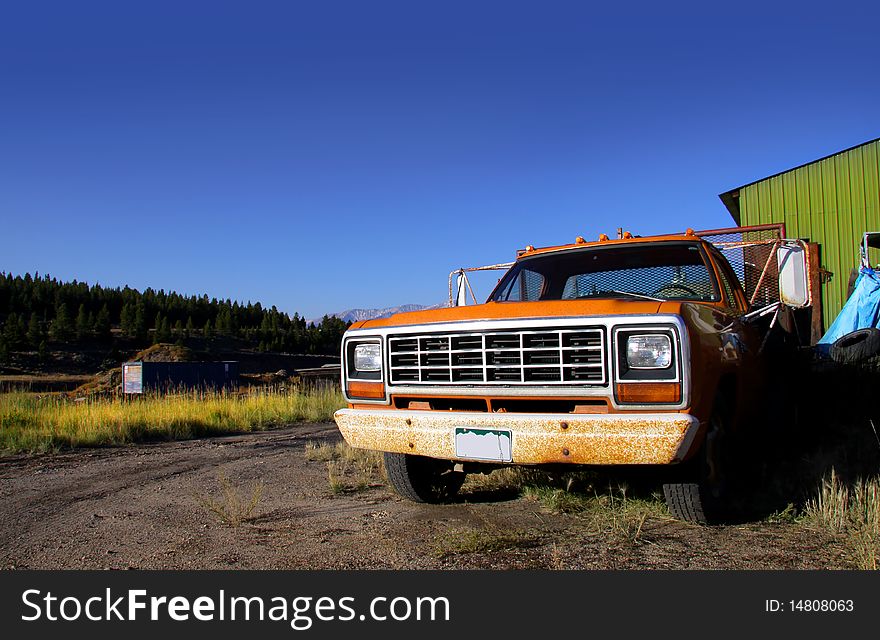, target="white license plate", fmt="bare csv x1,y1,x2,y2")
453,427,512,462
